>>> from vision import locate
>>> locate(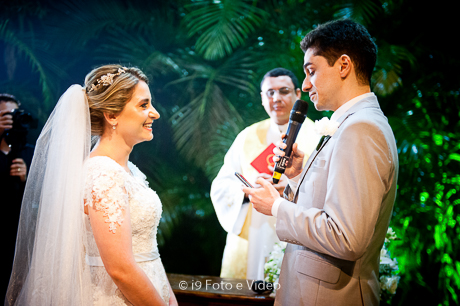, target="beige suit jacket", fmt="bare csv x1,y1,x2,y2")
275,96,398,306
